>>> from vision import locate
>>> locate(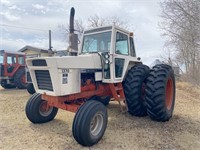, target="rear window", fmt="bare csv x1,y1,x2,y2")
0,54,3,63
